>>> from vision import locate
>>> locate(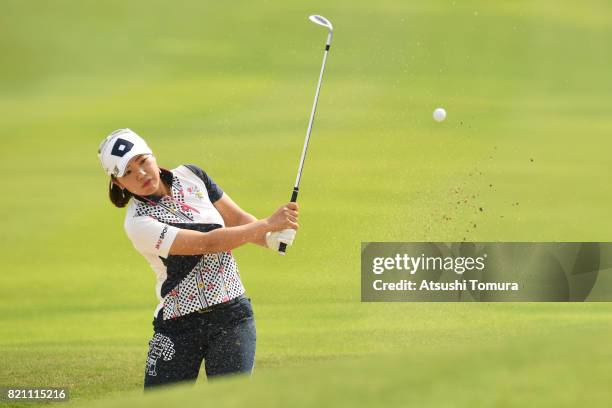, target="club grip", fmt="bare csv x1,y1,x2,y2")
278,187,299,254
